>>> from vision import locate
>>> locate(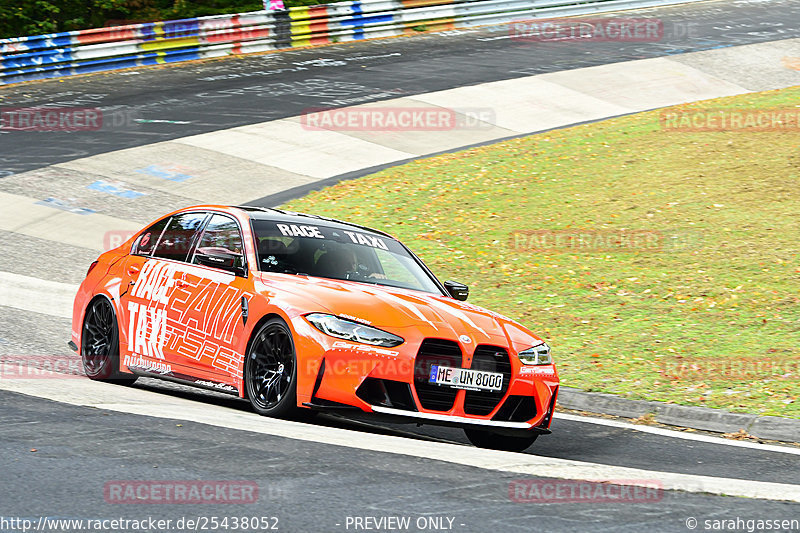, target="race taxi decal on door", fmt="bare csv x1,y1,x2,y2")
127,261,176,361
126,260,254,376
169,267,254,374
